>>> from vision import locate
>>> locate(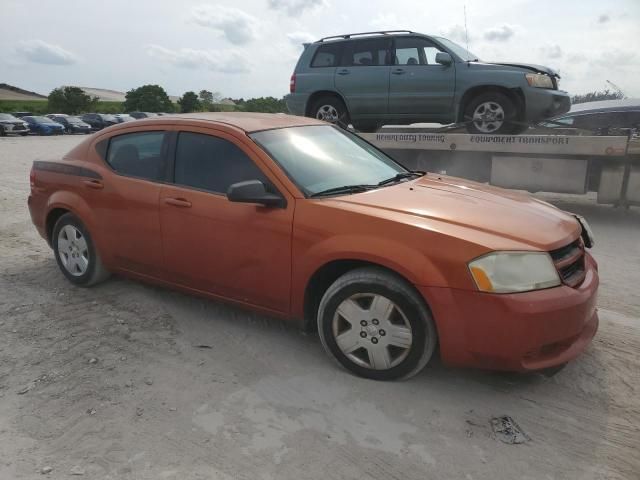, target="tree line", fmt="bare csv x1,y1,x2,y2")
46,85,287,115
